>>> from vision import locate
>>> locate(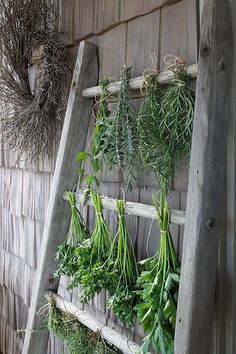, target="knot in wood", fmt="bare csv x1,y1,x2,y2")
206,217,216,231
200,46,210,57
48,277,54,284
